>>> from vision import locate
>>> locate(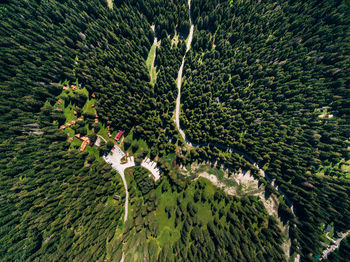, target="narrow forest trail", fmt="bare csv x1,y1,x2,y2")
173,1,299,261
175,0,194,141
104,148,133,262
104,148,134,222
